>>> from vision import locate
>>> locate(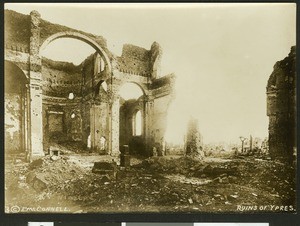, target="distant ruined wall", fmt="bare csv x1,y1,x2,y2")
41,57,84,148
42,58,82,98
43,103,83,147
267,46,296,161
